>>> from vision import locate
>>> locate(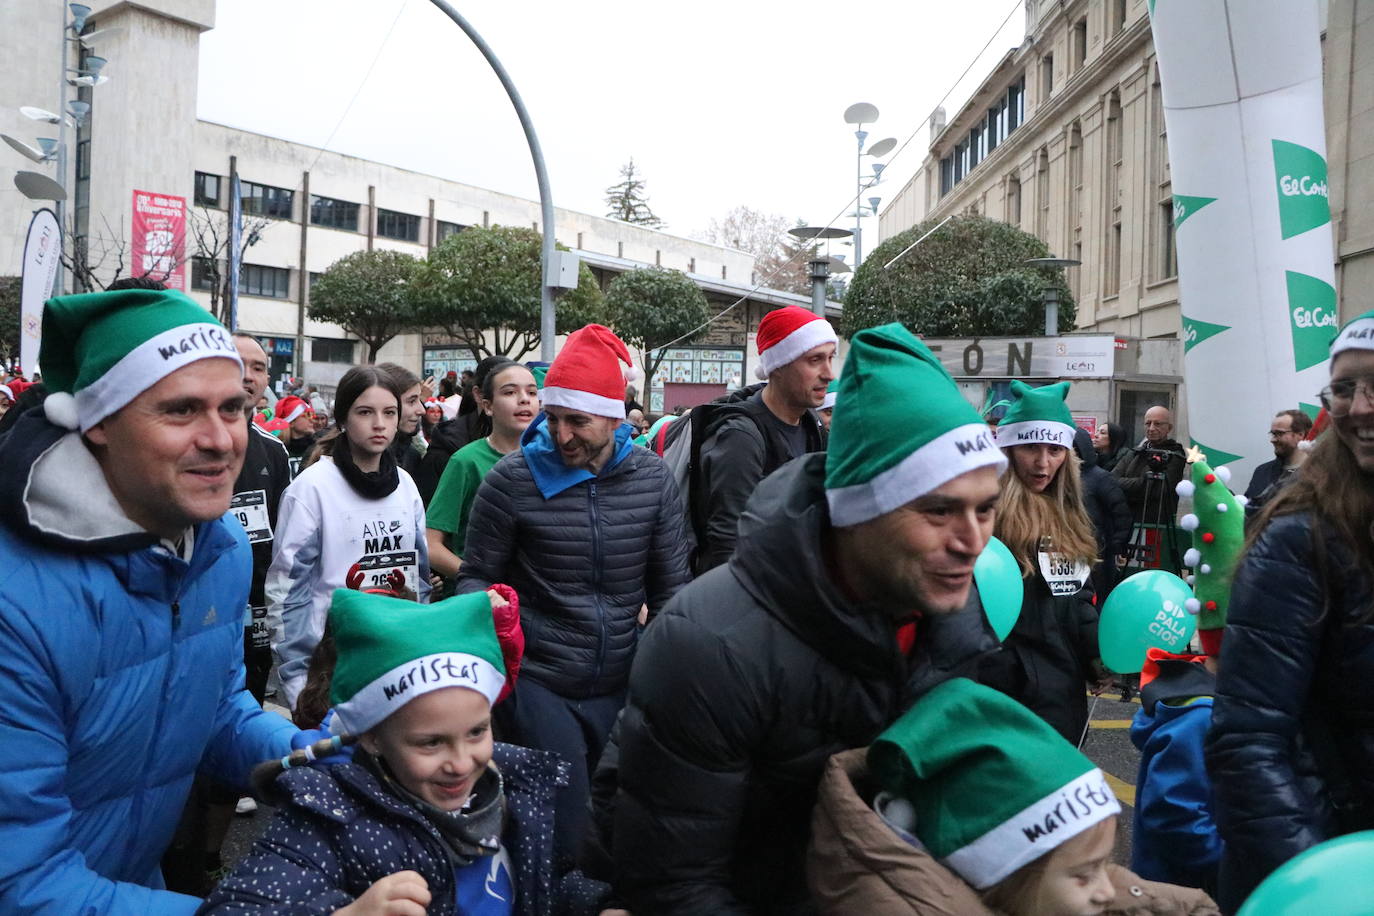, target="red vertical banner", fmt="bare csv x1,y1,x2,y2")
131,189,187,291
